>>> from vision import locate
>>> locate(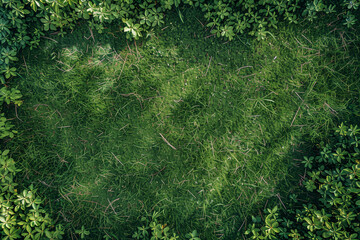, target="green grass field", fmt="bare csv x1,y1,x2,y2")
7,9,360,239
